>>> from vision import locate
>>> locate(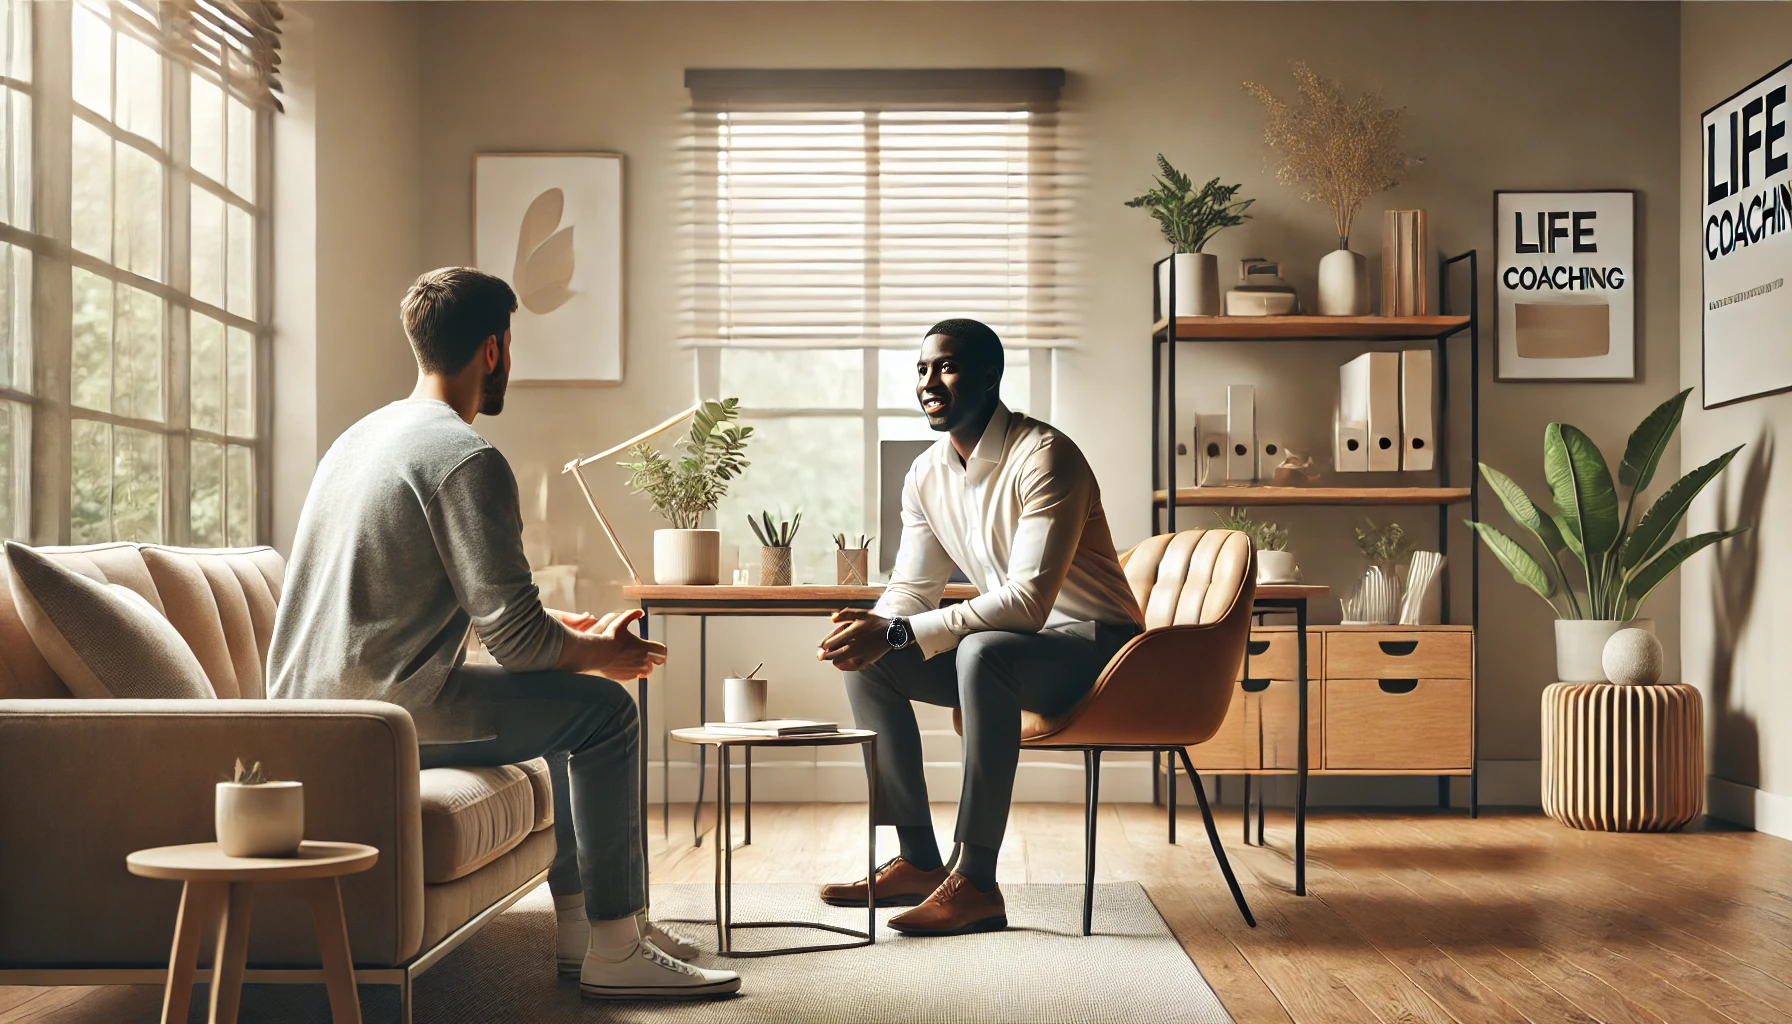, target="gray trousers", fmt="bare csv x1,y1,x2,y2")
416,665,643,921
846,622,1140,850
